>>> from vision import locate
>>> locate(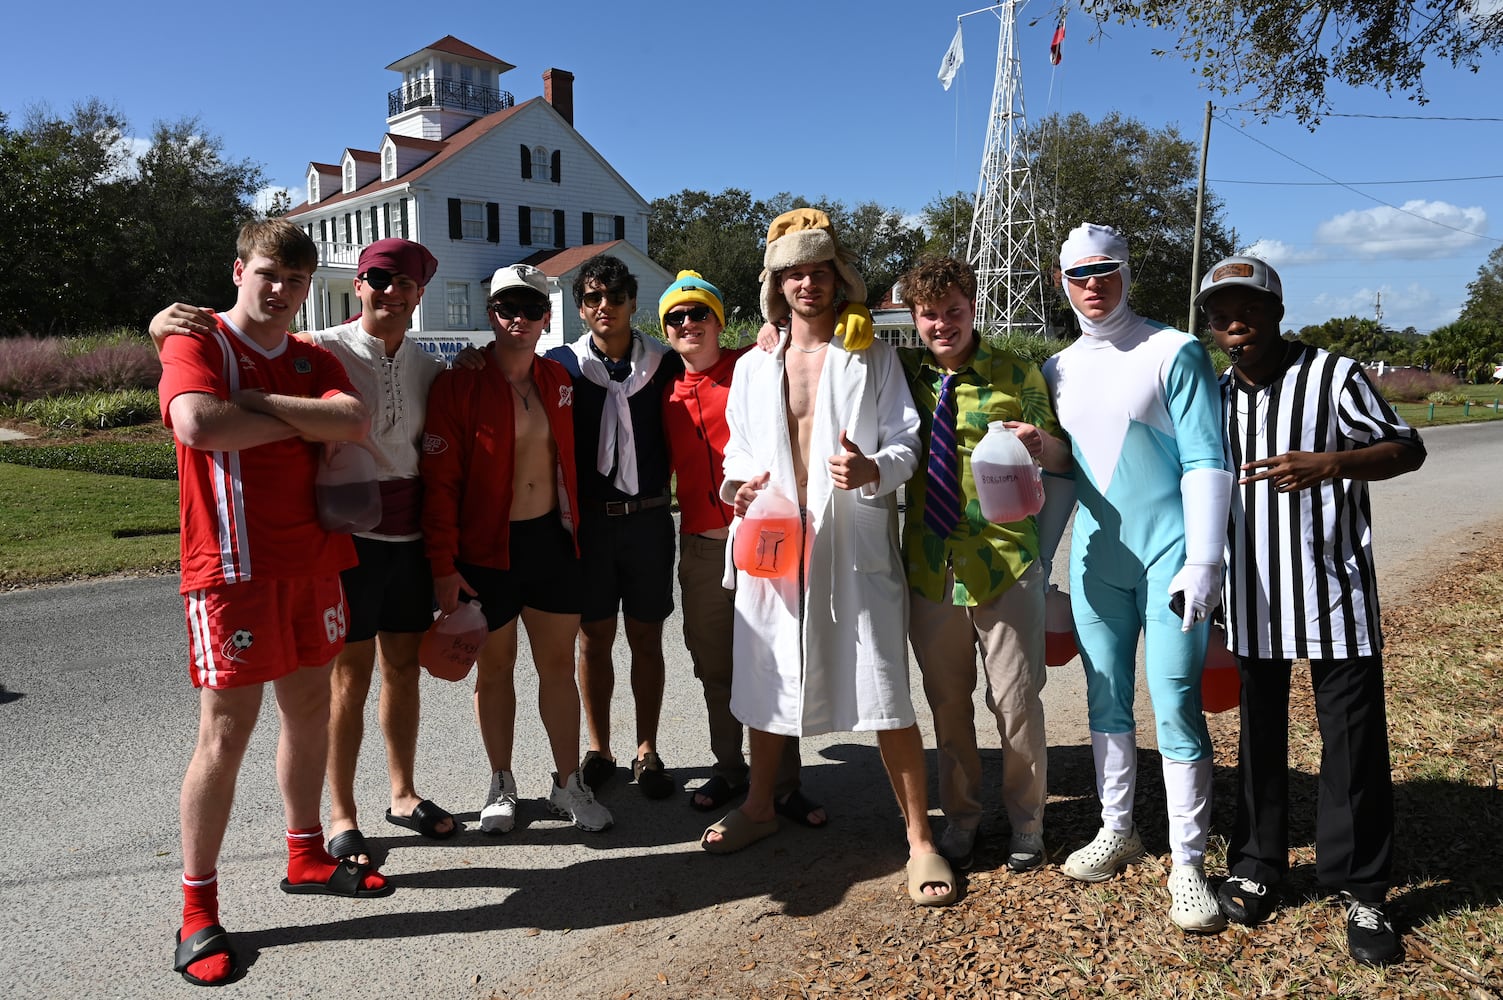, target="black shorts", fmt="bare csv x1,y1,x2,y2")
340,536,435,642
577,506,675,624
457,512,582,630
